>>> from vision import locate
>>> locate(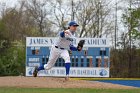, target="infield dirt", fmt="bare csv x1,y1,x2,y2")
0,76,137,89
